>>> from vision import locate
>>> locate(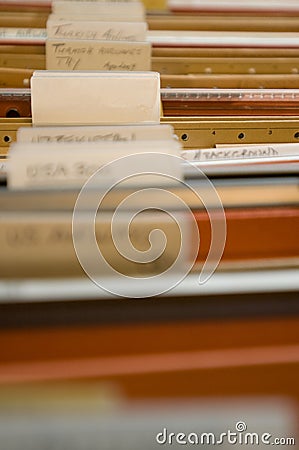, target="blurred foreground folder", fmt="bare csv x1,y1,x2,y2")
7,139,182,189
0,384,296,450
0,310,299,401
0,182,298,278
